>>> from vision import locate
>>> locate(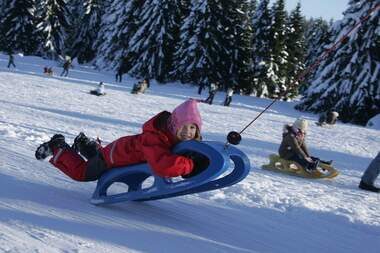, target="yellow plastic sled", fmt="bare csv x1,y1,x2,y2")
262,154,339,179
